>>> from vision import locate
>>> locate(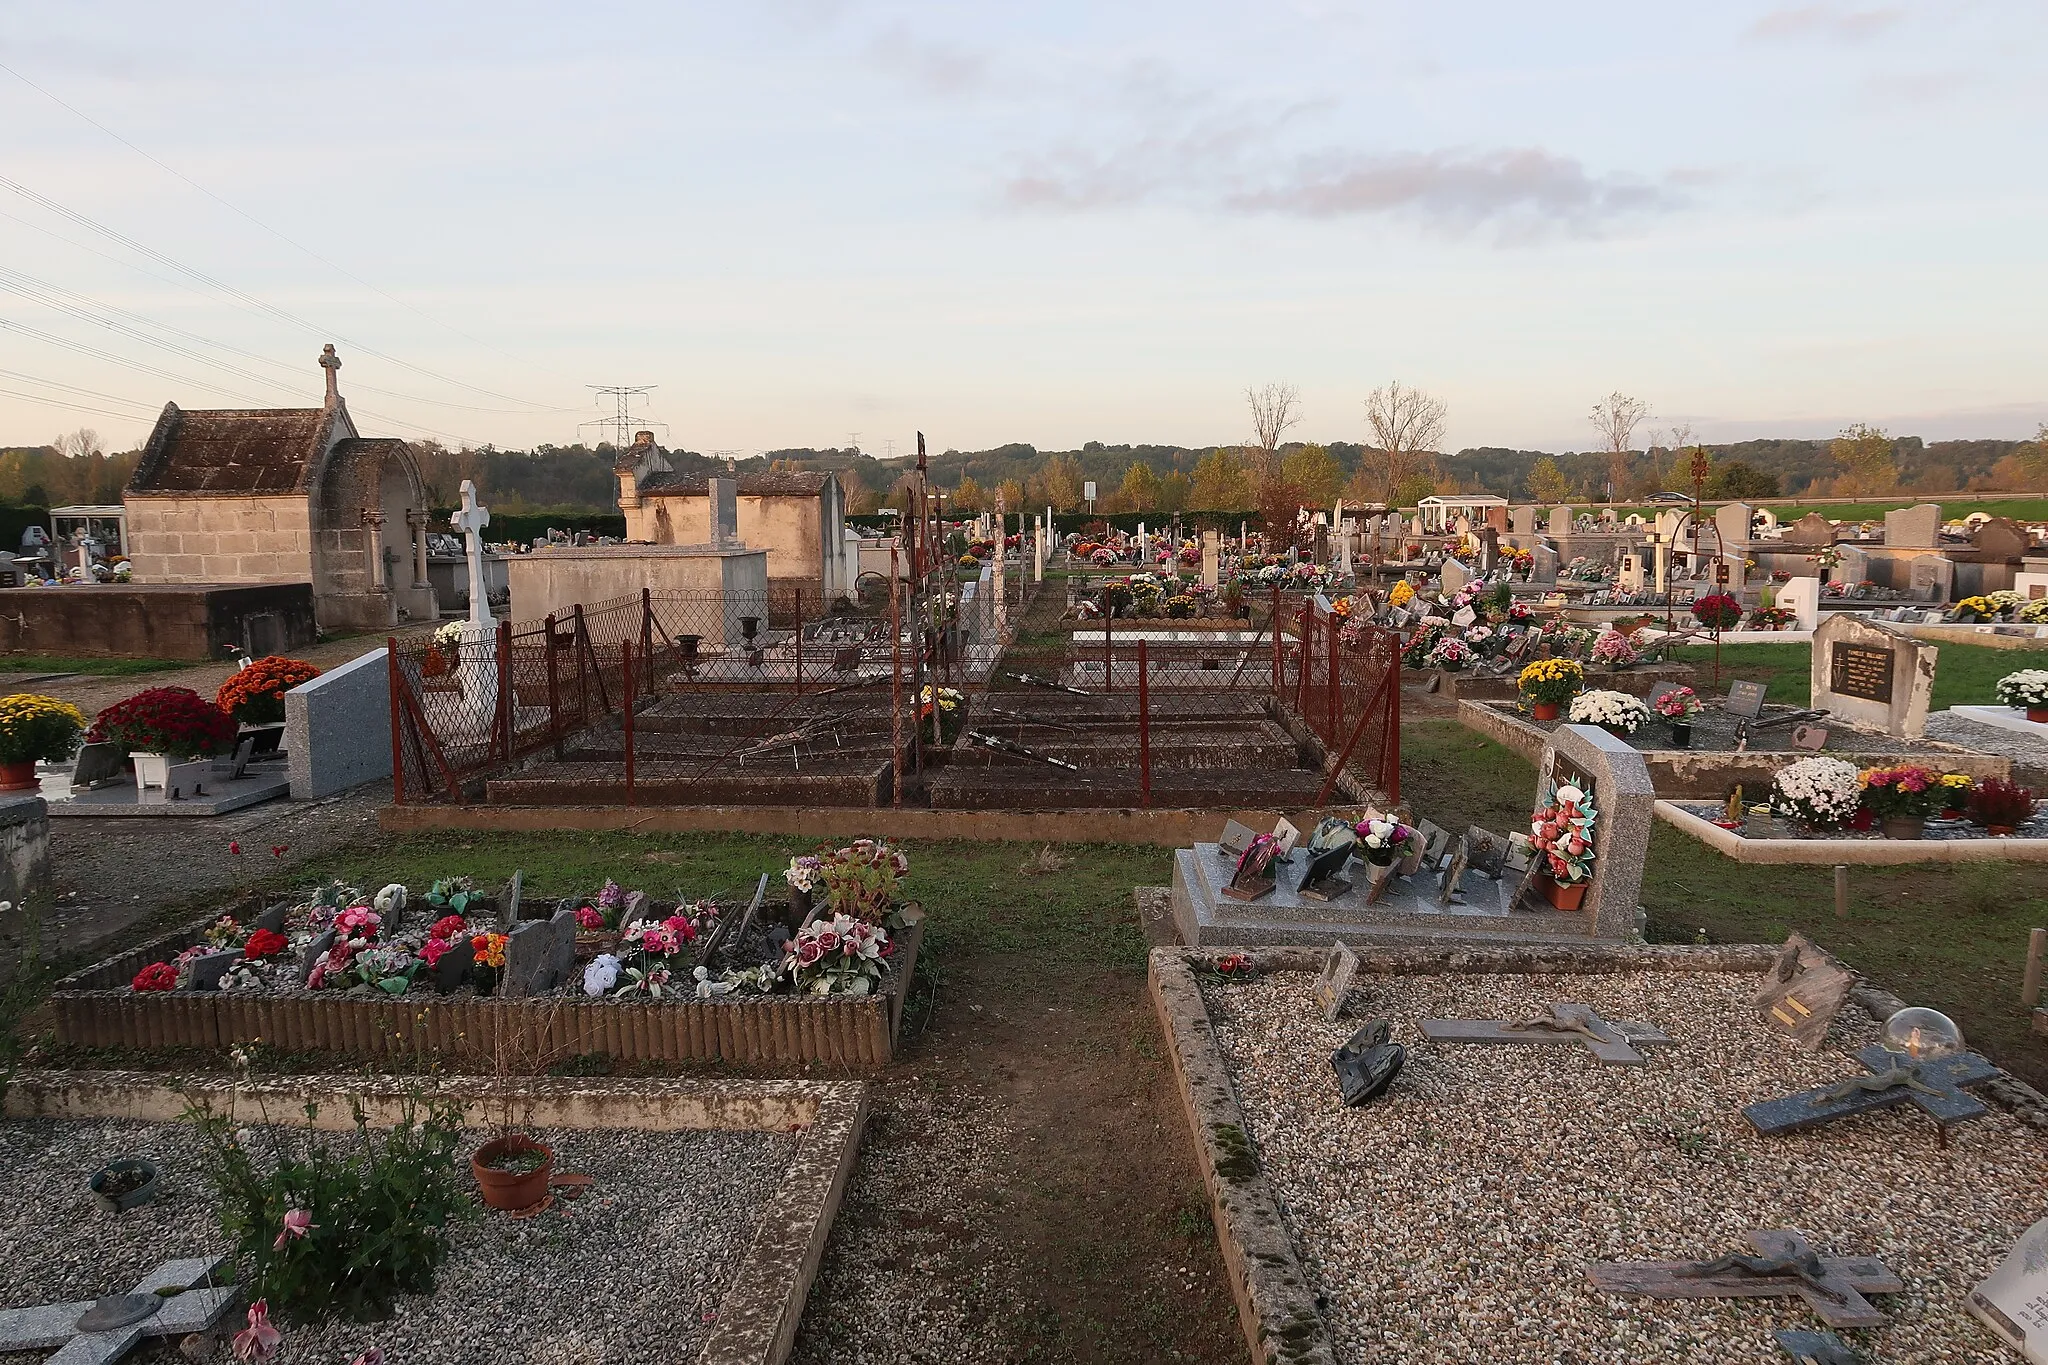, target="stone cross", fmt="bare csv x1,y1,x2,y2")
1741,1044,2000,1136
0,1257,238,1365
1587,1229,1903,1330
452,479,493,628
319,343,341,405
1420,1001,1673,1065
